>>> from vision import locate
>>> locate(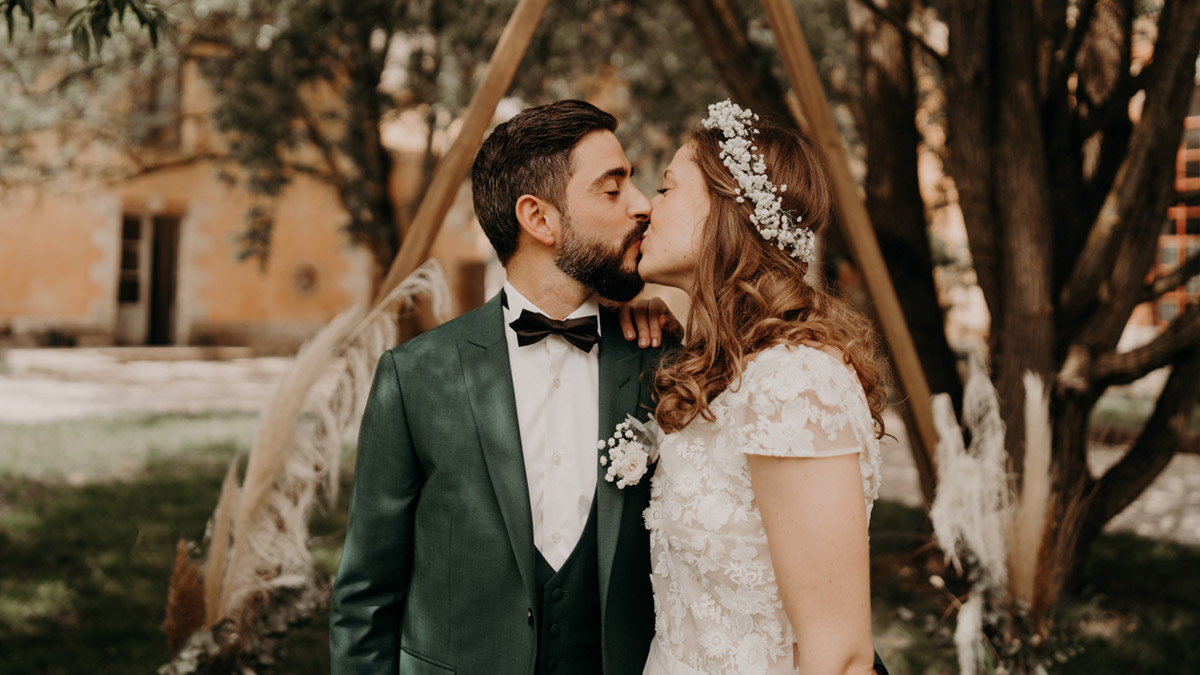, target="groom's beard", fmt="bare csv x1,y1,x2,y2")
555,210,646,303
